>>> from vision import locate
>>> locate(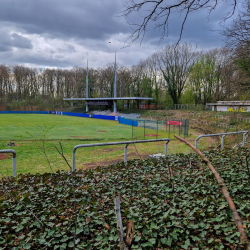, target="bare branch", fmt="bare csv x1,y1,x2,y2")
120,0,239,46
174,134,250,248
54,141,72,171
